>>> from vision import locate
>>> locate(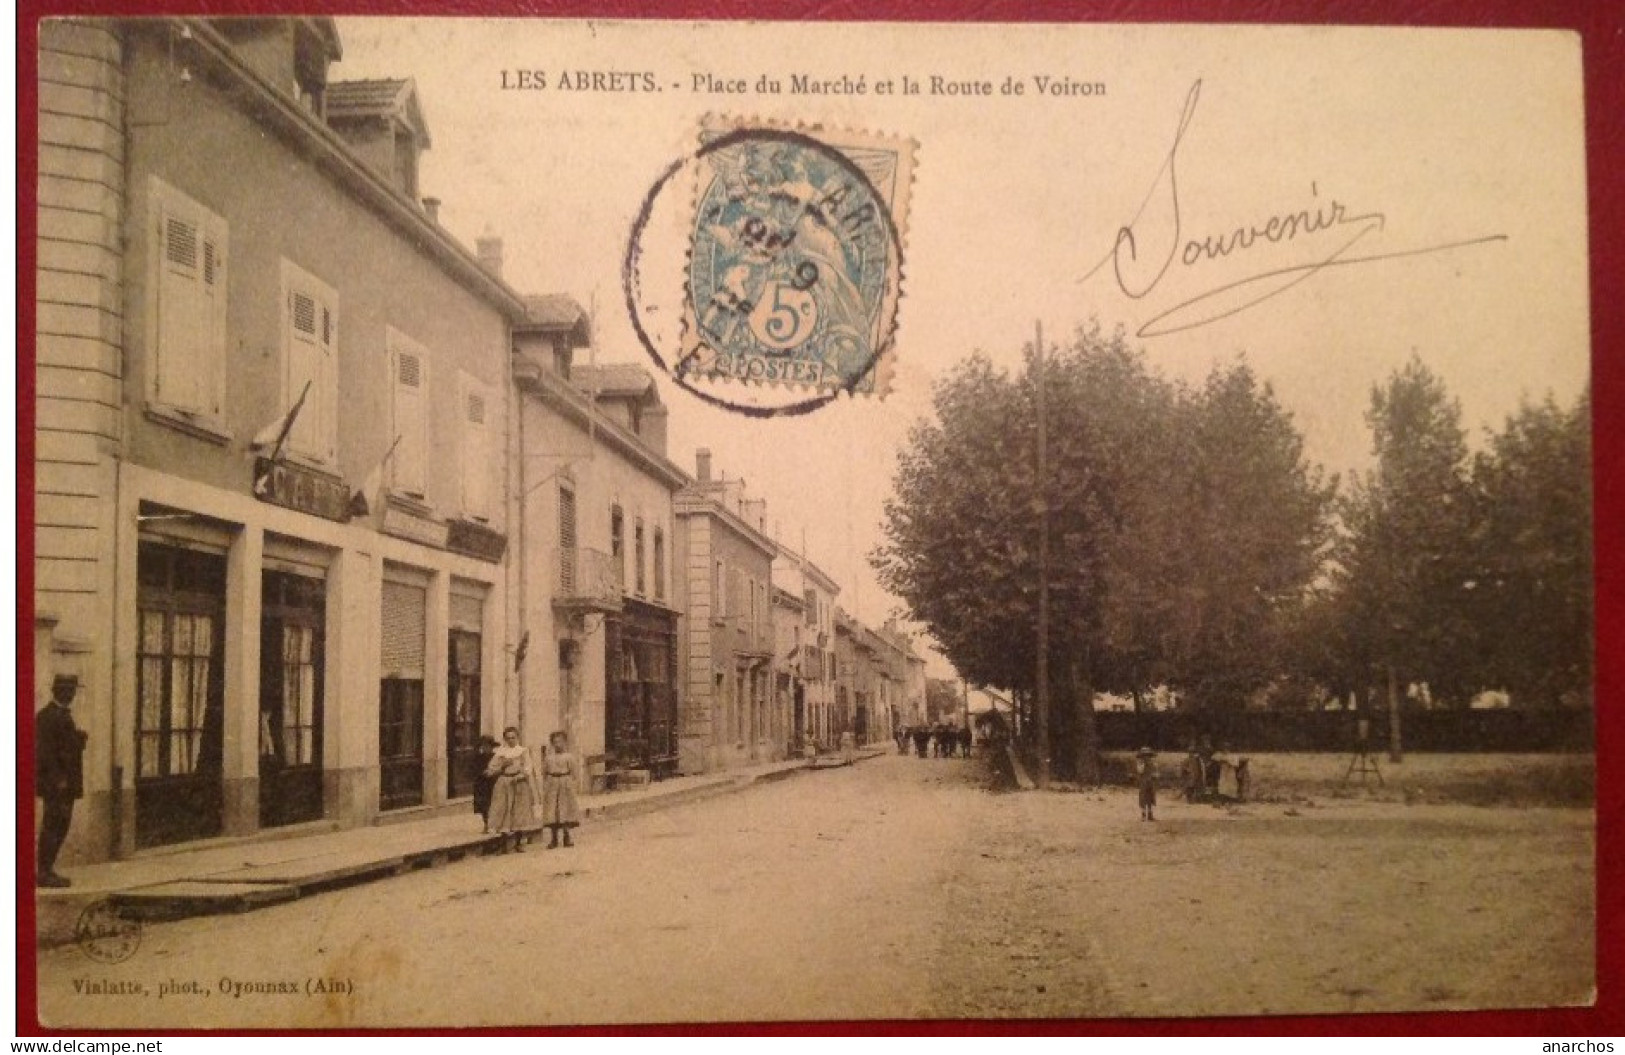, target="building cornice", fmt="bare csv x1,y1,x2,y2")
173,18,529,321
512,355,690,491
673,489,779,560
